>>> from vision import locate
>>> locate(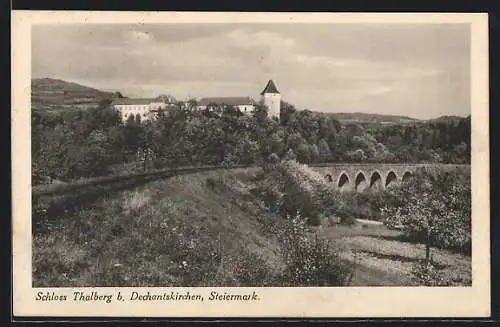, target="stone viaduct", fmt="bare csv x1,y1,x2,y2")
310,163,470,192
